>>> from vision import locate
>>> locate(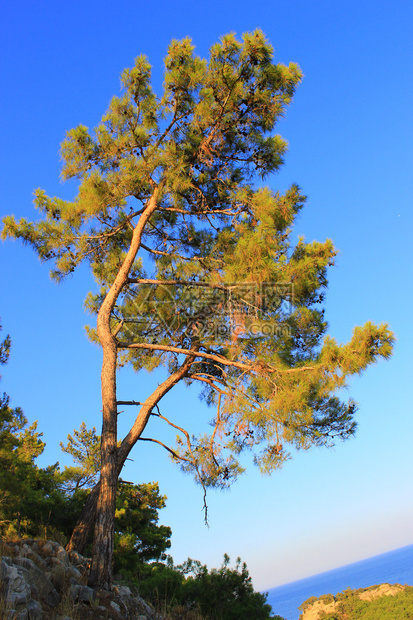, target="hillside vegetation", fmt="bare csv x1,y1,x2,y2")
299,583,413,620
